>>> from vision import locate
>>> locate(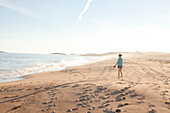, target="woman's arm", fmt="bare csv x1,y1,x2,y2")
113,58,119,68
115,58,119,65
